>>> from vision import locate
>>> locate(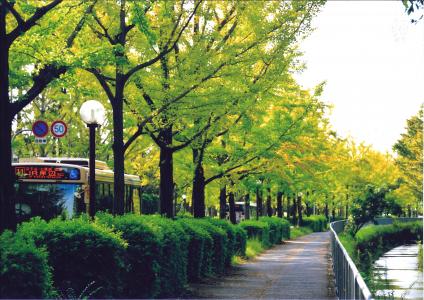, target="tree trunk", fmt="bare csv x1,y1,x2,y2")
292,194,297,225
112,98,125,215
192,148,205,218
286,195,290,219
277,192,283,218
297,194,303,226
228,191,236,224
325,201,329,221
159,143,174,218
306,202,311,217
256,187,263,219
0,7,16,231
244,193,250,220
345,193,349,219
266,188,272,217
219,186,226,219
